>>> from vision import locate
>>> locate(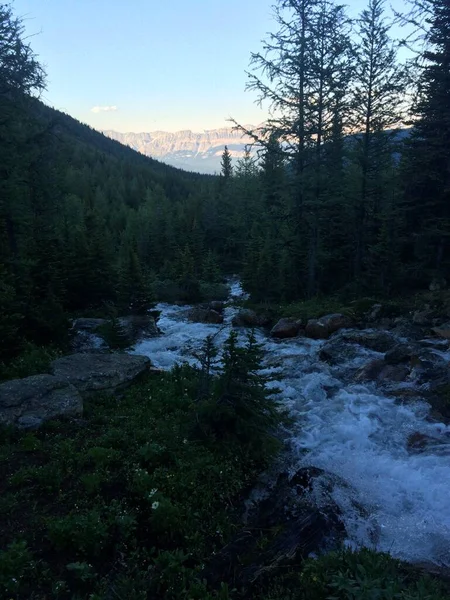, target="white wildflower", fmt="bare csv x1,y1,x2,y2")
152,501,160,510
